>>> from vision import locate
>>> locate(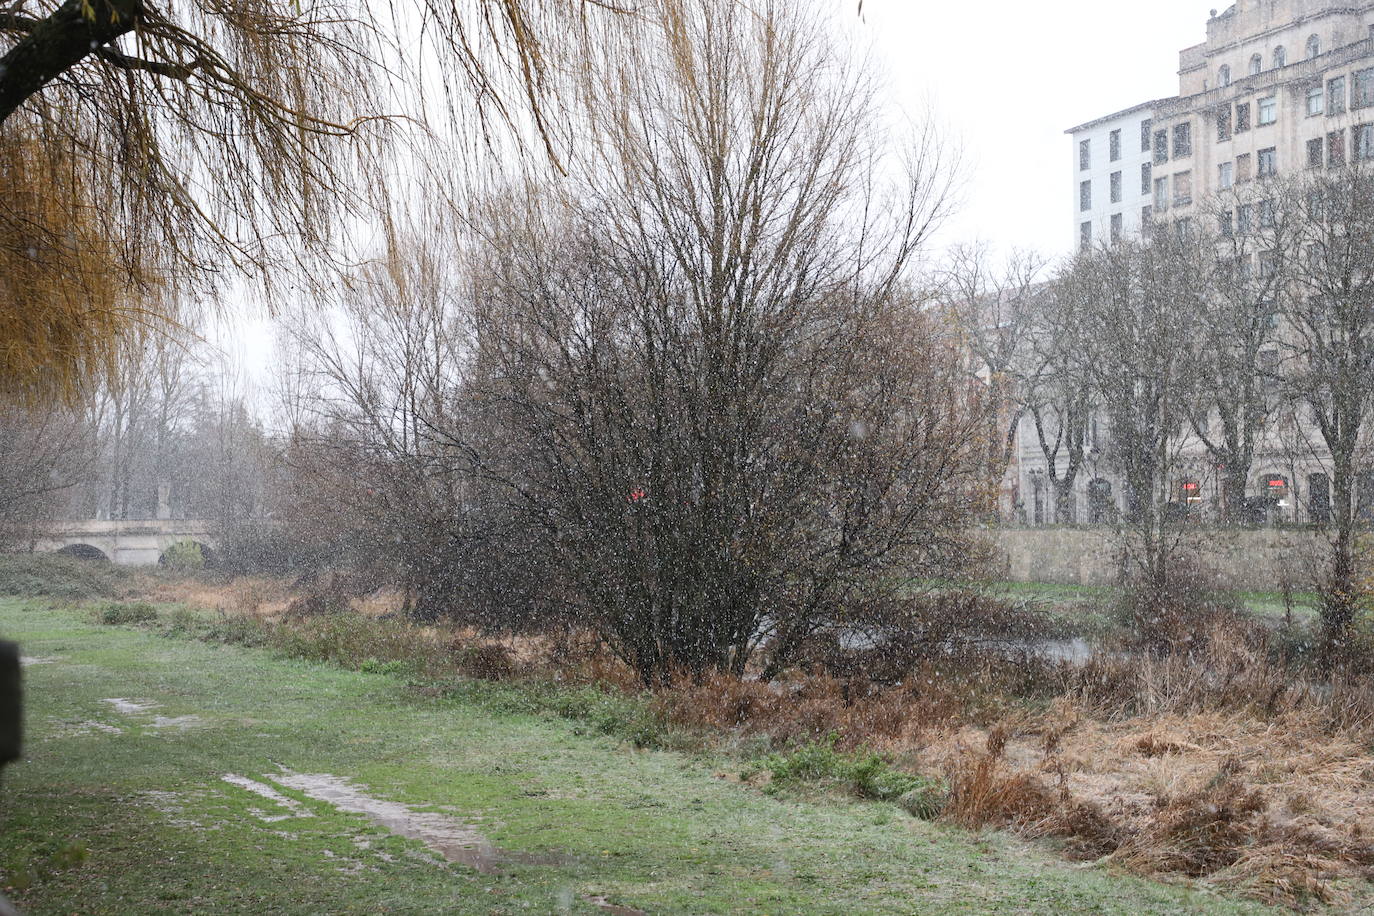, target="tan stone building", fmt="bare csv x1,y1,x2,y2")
1072,0,1374,246
1151,0,1374,231
1034,1,1374,527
